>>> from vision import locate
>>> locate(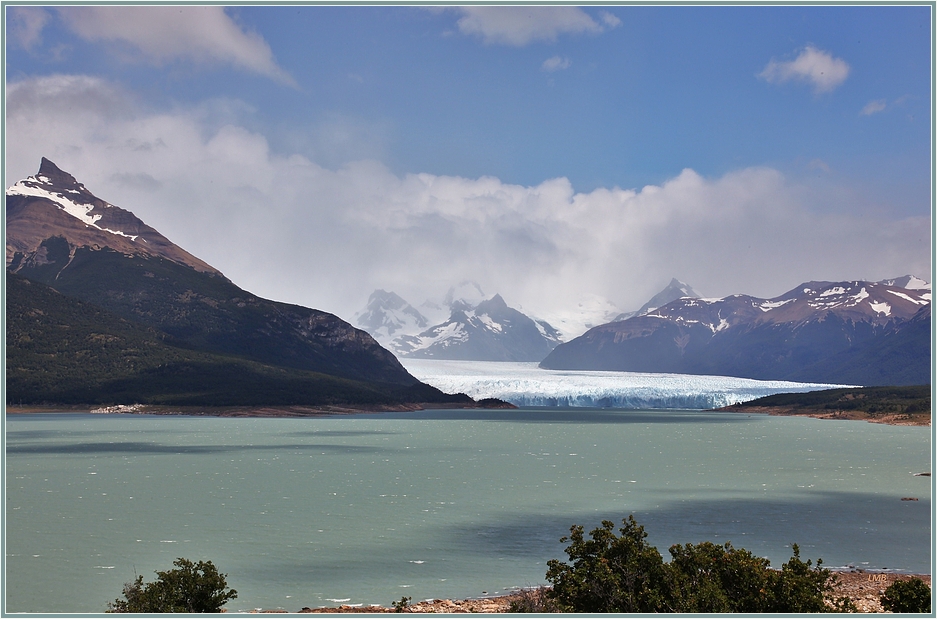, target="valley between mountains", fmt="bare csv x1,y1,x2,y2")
5,159,931,410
